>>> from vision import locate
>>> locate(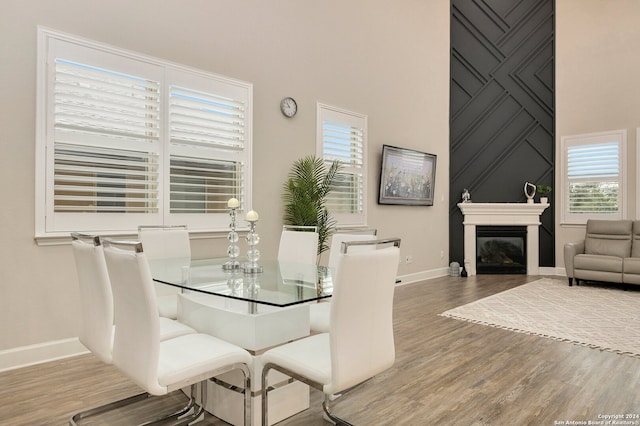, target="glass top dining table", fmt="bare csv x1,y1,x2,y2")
149,257,333,308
